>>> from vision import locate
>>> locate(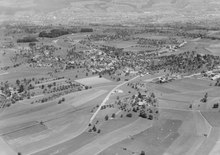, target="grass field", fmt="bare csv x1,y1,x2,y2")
206,43,220,56
0,85,113,155
75,76,112,86
99,119,182,155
